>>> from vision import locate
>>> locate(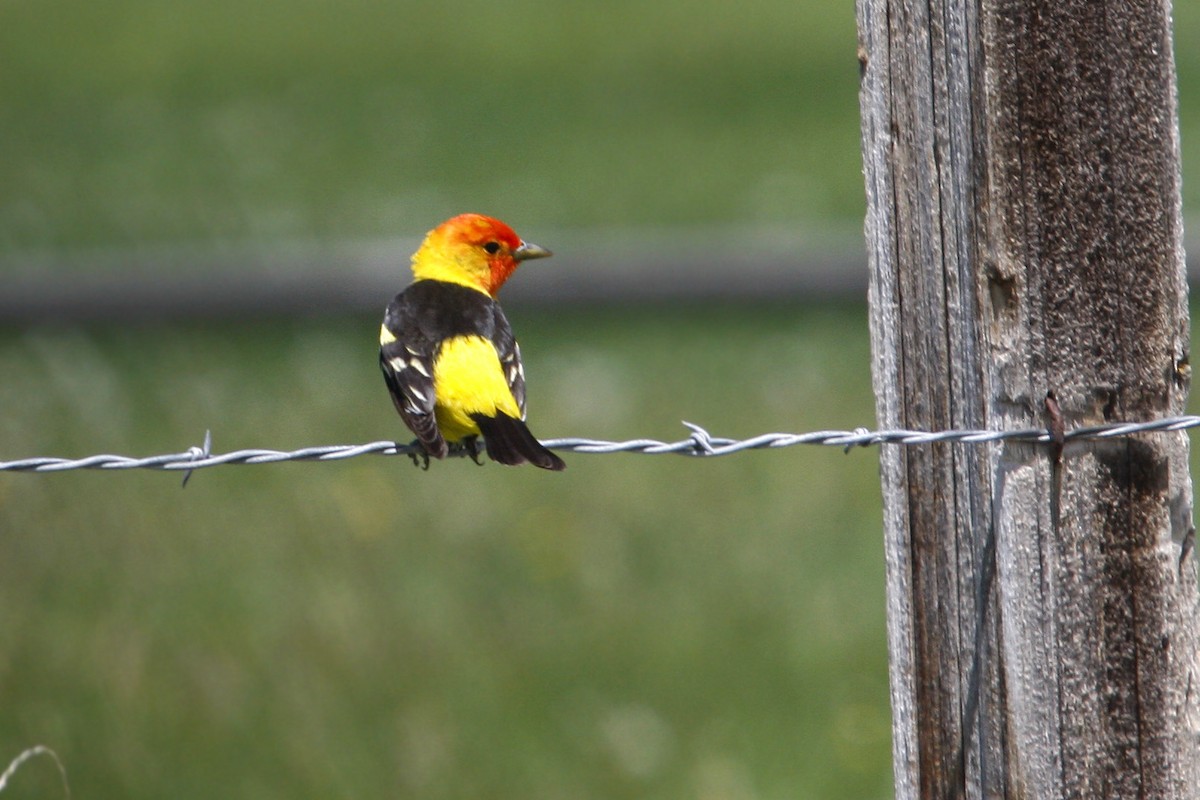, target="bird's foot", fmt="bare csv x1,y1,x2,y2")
447,438,486,466
465,437,485,466
405,441,432,470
